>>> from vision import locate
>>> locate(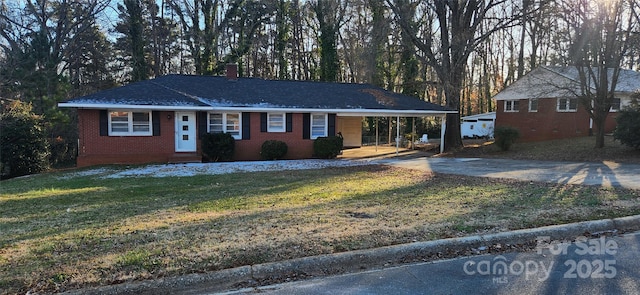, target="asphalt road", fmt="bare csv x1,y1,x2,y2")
371,157,640,189
222,231,640,295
